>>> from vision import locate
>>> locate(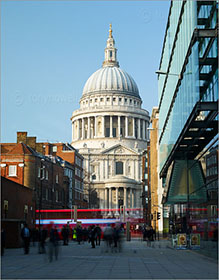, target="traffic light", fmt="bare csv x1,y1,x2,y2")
157,212,161,220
